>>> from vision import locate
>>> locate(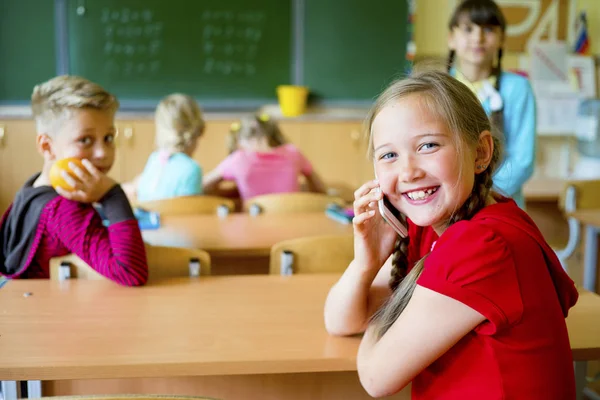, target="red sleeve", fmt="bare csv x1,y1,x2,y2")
417,221,523,334
46,198,148,286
